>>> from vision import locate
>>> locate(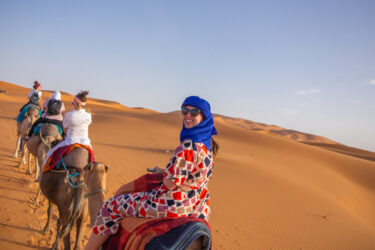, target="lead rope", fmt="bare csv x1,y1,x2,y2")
59,157,85,189
85,188,107,198
39,129,51,150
